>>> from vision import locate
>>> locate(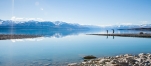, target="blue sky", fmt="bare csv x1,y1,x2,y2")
0,0,151,25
